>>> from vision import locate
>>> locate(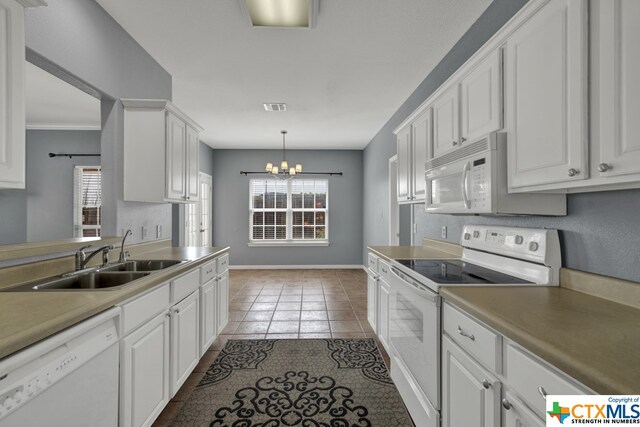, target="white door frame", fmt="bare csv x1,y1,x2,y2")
182,172,213,247
389,156,400,245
